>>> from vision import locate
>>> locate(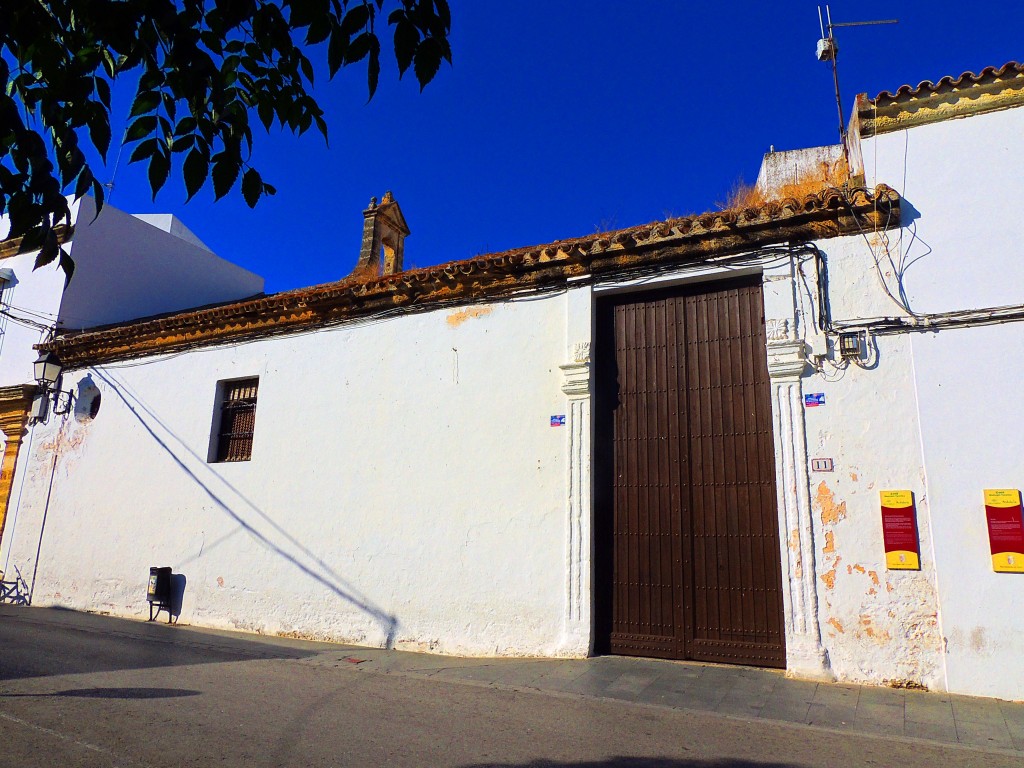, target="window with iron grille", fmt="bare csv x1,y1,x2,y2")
213,377,259,462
